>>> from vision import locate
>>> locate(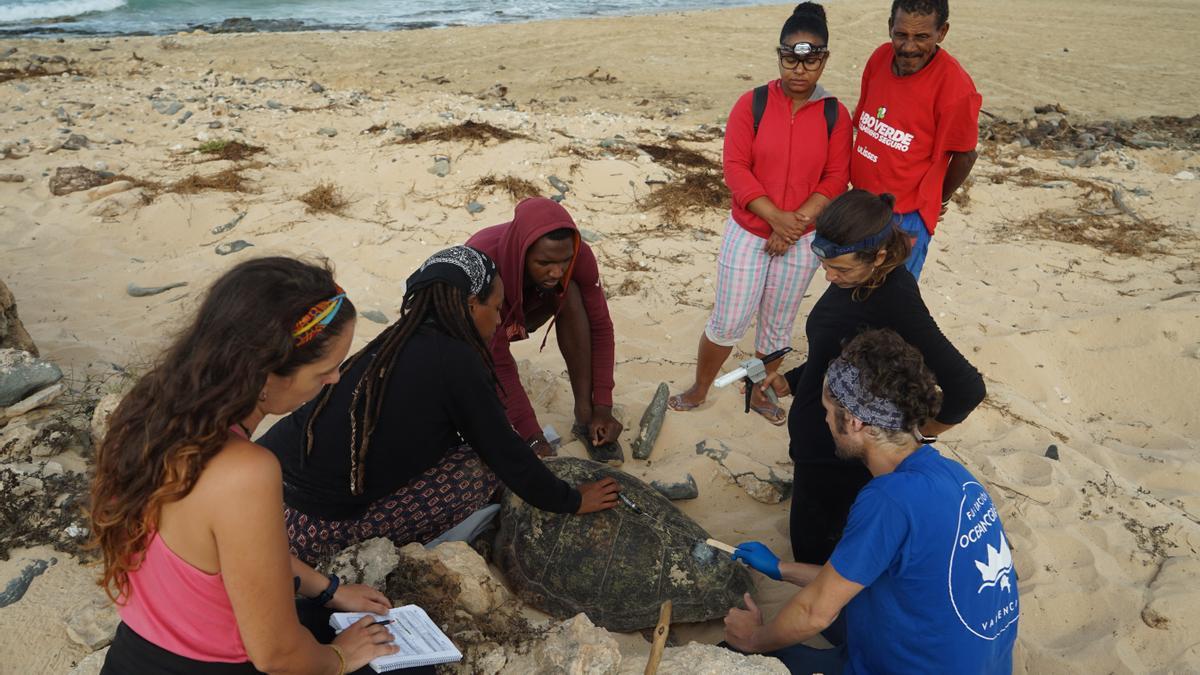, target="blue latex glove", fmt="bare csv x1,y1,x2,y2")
732,541,781,581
